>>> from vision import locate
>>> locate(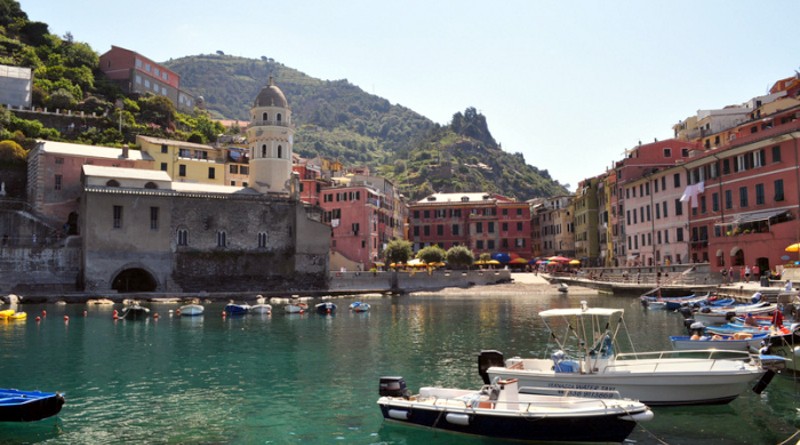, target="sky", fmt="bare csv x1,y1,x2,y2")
17,0,800,191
